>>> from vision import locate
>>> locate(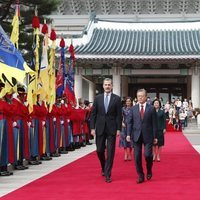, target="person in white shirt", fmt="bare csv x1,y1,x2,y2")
179,109,187,130
176,98,182,113
182,99,188,109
